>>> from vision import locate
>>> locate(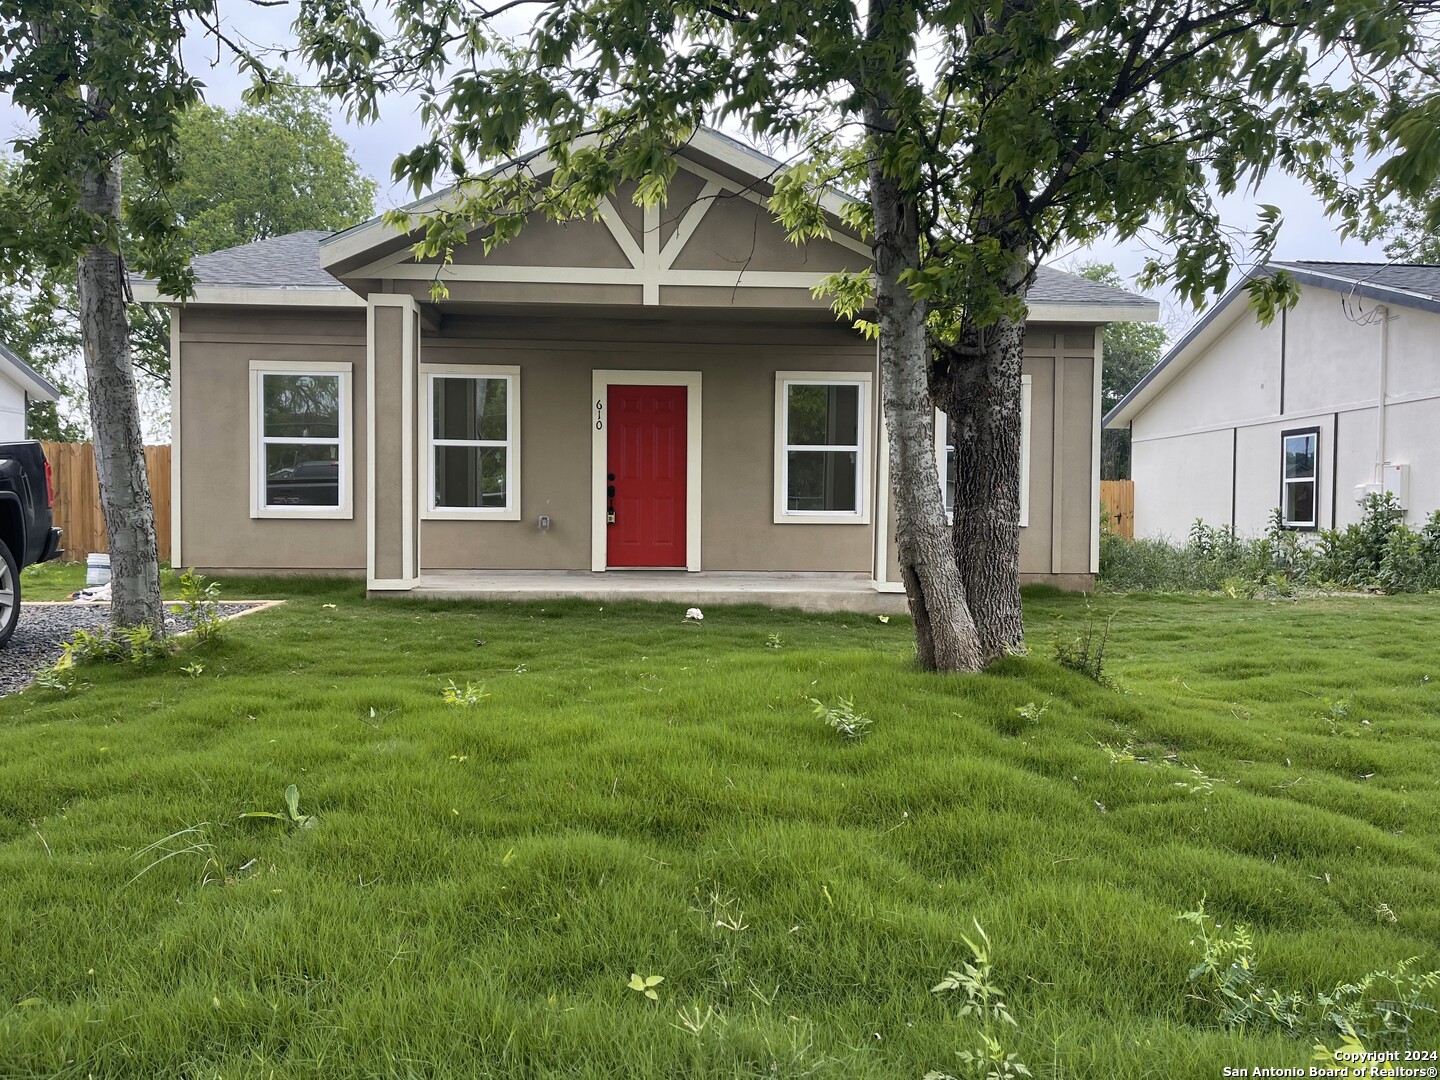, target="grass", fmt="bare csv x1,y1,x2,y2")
3,580,1440,1078
17,560,190,601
